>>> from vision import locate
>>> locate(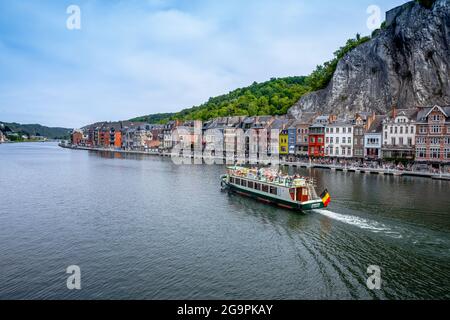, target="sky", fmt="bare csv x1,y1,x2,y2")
0,0,408,128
